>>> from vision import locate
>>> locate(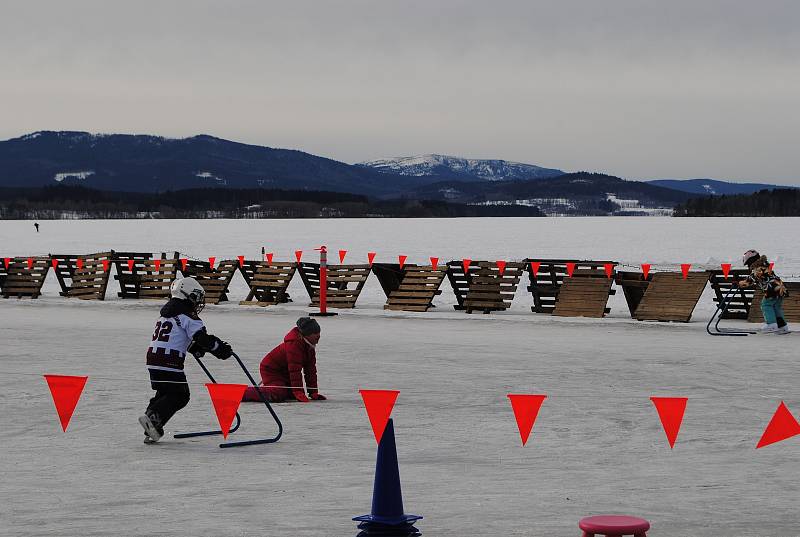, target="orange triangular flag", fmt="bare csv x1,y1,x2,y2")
757,402,800,449
295,250,303,263
3,257,10,269
153,259,162,272
604,263,614,279
359,389,400,444
27,257,34,269
368,252,376,266
266,252,274,264
462,258,471,274
507,394,547,446
641,263,651,279
102,259,110,272
237,255,245,268
338,250,347,263
51,258,59,269
496,260,507,276
44,375,88,432
205,384,247,439
76,258,84,270
721,263,731,279
127,259,135,272
430,257,439,270
398,255,407,269
180,258,188,272
566,262,576,277
769,262,775,272
681,263,691,279
650,396,688,448
530,261,541,278
208,256,216,270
